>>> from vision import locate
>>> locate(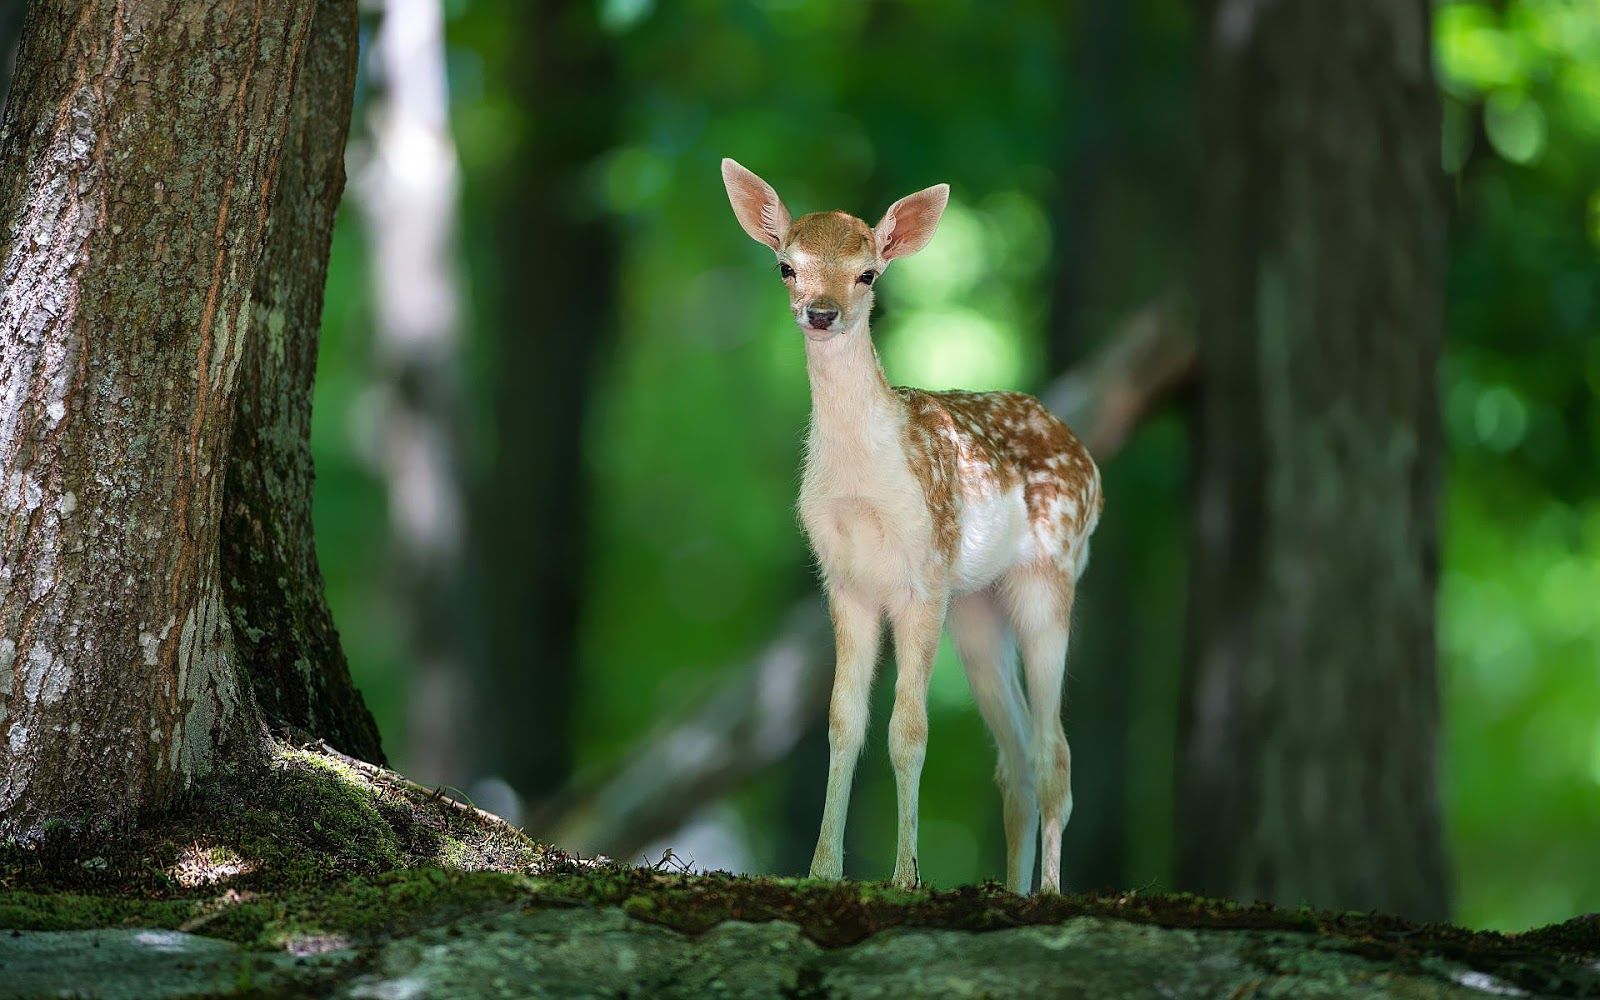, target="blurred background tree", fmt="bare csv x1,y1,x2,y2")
2,0,1589,932
1177,0,1451,922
